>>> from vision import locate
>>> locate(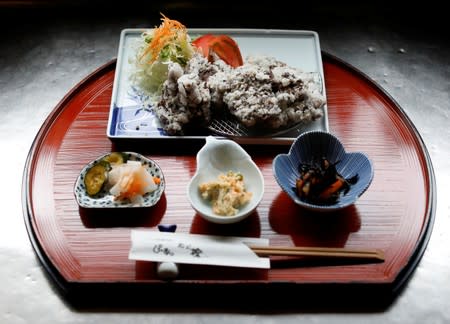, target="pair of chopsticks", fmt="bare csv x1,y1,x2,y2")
249,245,385,262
